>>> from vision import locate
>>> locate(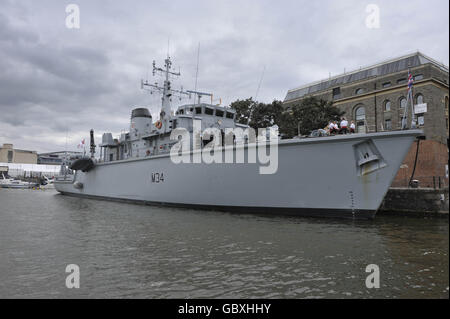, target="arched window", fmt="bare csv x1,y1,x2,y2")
355,88,365,95
384,100,391,111
355,105,366,133
416,94,424,105
399,97,407,108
